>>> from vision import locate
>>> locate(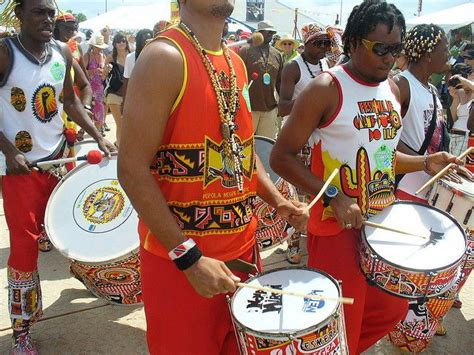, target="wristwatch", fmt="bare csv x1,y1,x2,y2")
84,104,92,111
322,185,339,207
